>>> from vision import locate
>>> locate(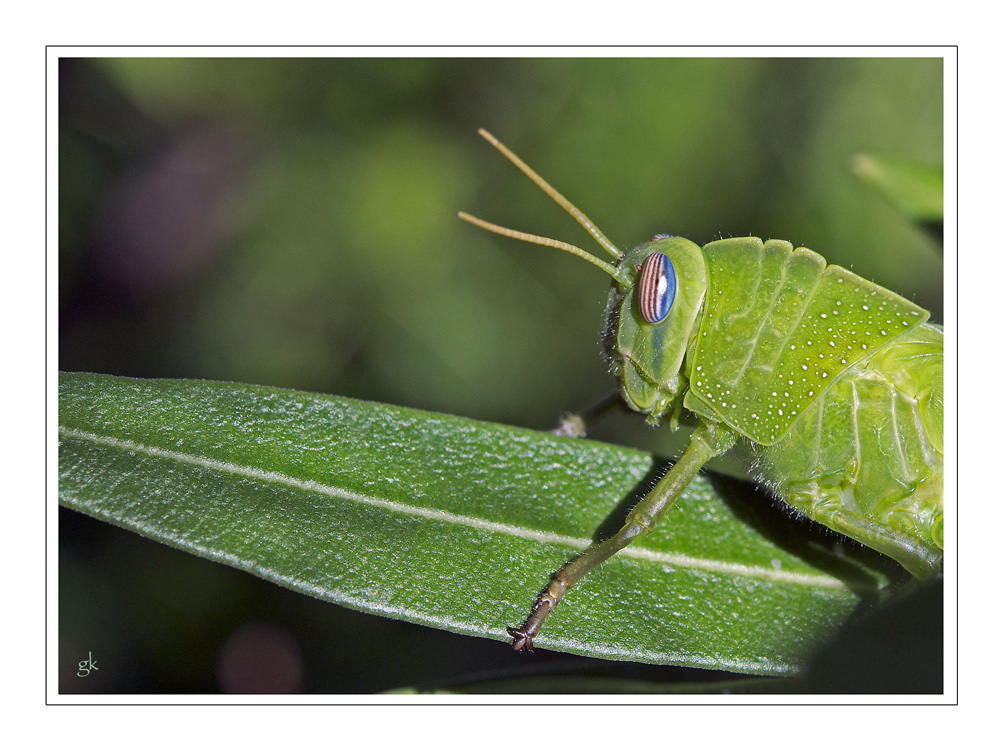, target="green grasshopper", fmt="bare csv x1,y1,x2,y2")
459,129,943,652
